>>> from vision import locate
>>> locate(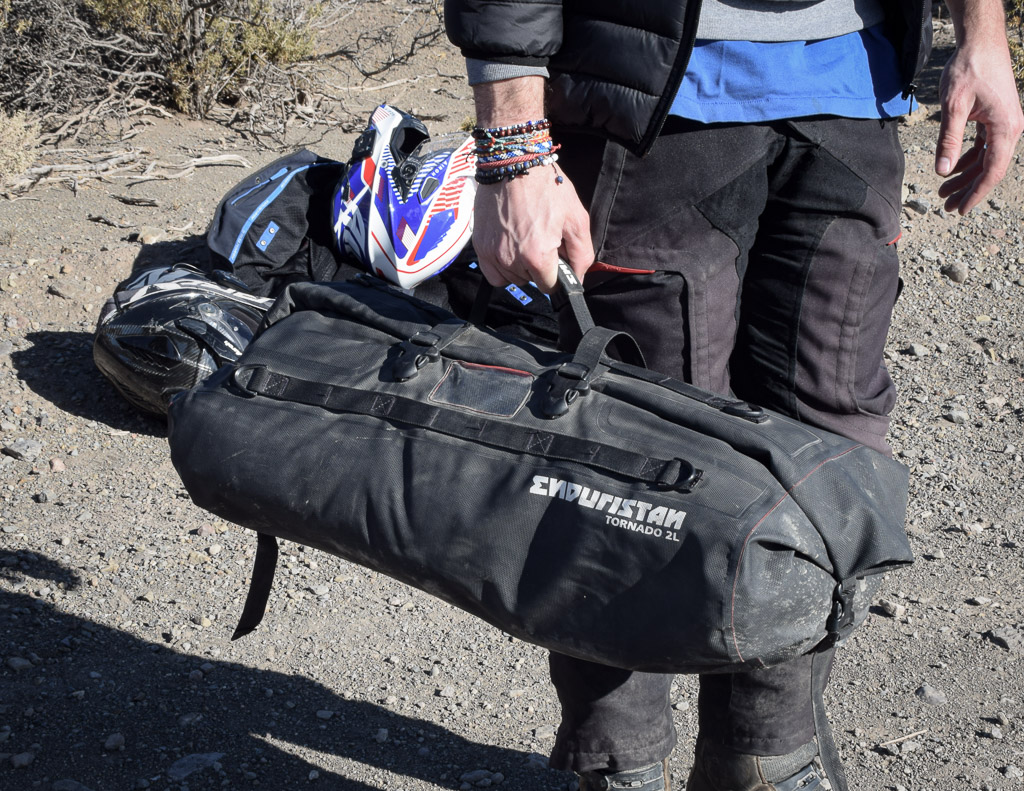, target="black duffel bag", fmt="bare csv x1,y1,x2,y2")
167,265,912,673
